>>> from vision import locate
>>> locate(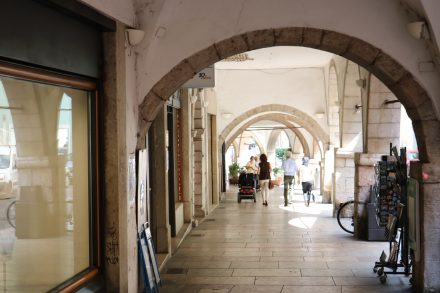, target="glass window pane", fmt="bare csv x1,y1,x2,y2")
0,75,90,291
